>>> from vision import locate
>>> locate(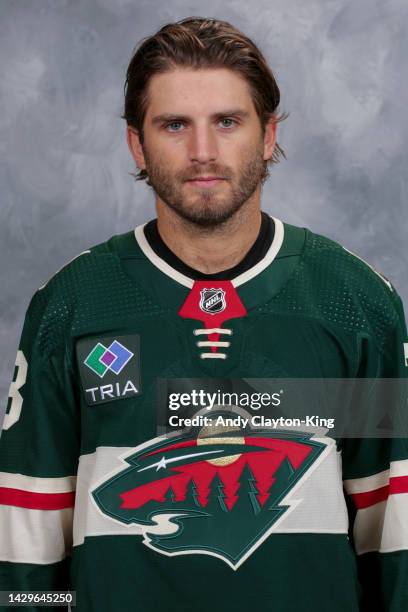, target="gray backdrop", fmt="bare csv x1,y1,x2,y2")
1,0,407,412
